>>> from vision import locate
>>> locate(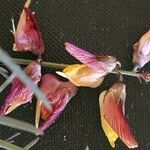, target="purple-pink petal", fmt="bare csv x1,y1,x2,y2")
0,61,41,115
38,74,77,131
65,42,107,72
